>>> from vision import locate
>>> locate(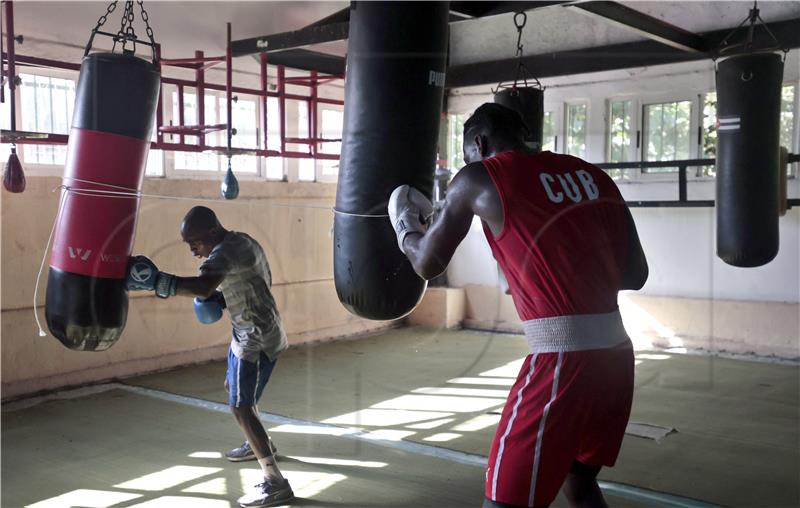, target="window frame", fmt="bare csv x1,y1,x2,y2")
563,100,589,159
12,66,78,176
315,104,344,184
164,87,264,180
605,95,640,182
637,92,700,182
781,81,799,178
4,67,343,183
541,108,561,153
